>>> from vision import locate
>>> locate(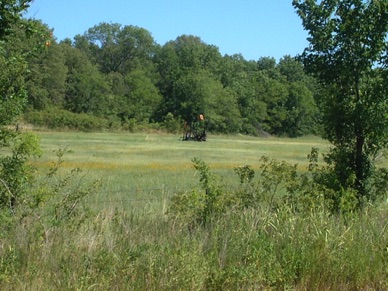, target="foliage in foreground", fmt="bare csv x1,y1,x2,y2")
170,153,387,225
0,154,387,290
2,202,387,290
